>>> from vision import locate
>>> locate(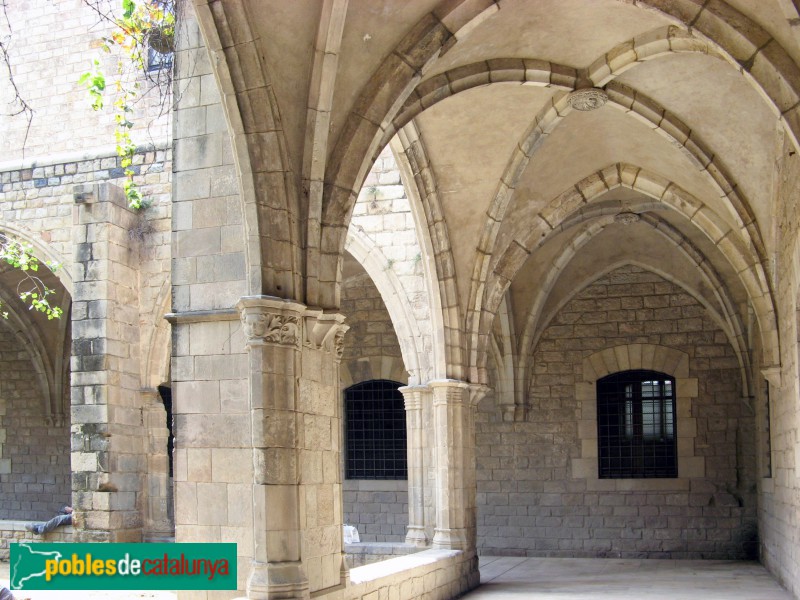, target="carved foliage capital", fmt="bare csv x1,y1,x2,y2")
304,310,348,360
236,297,304,349
236,297,348,356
